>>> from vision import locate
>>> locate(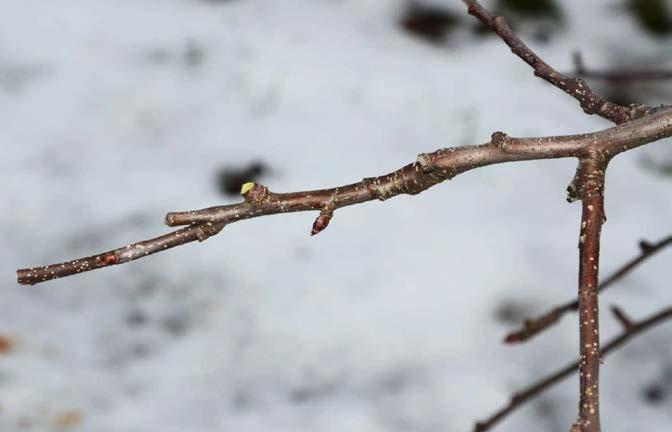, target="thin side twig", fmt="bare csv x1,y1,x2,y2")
475,306,672,432
463,0,646,124
504,235,672,343
610,305,634,331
